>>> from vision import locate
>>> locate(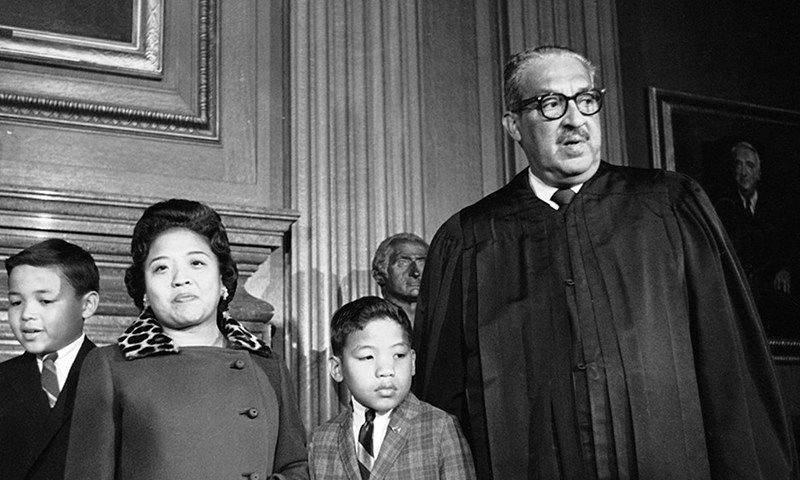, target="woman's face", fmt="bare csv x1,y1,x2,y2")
144,228,224,334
